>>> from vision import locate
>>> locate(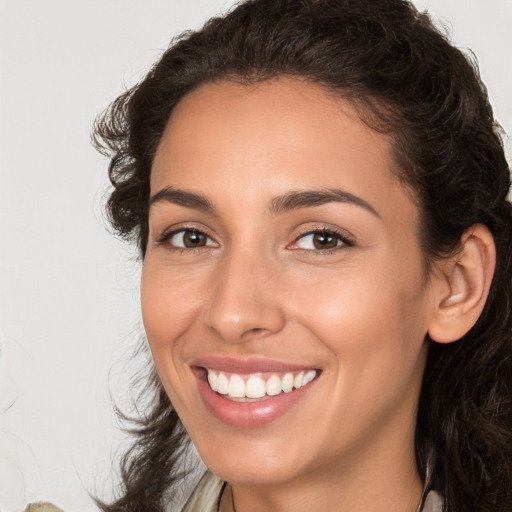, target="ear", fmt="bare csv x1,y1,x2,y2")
428,224,496,344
